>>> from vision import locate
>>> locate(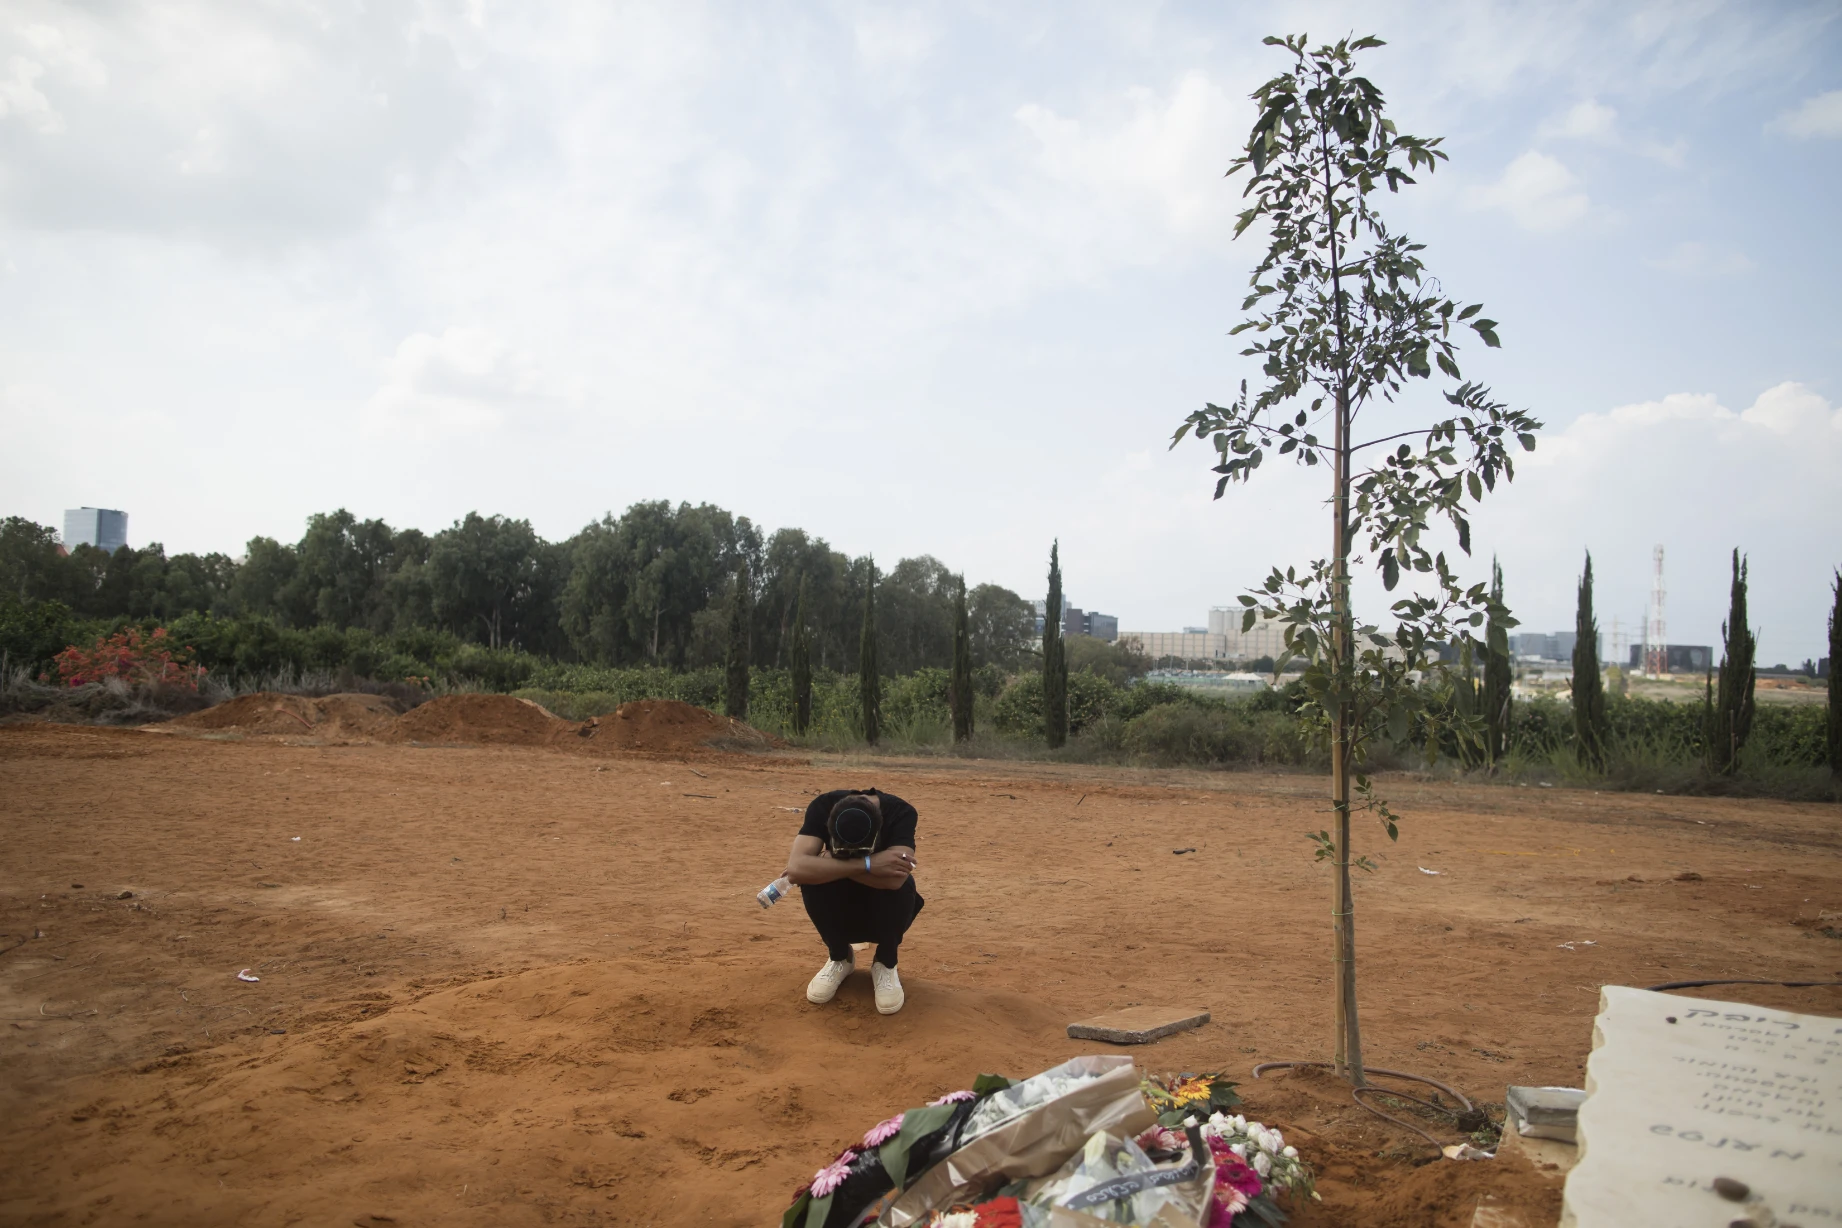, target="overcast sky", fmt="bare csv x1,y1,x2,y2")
3,1,1839,661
